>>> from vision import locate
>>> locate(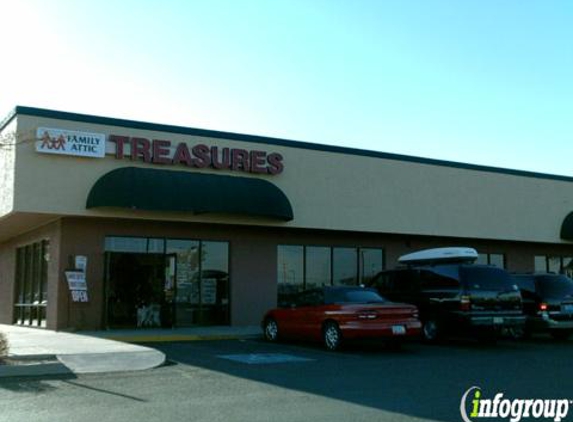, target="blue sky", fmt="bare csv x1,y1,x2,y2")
1,1,571,176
